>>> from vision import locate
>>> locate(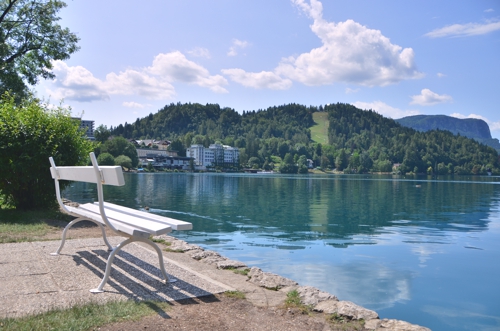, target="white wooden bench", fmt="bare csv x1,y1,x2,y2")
49,152,192,293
